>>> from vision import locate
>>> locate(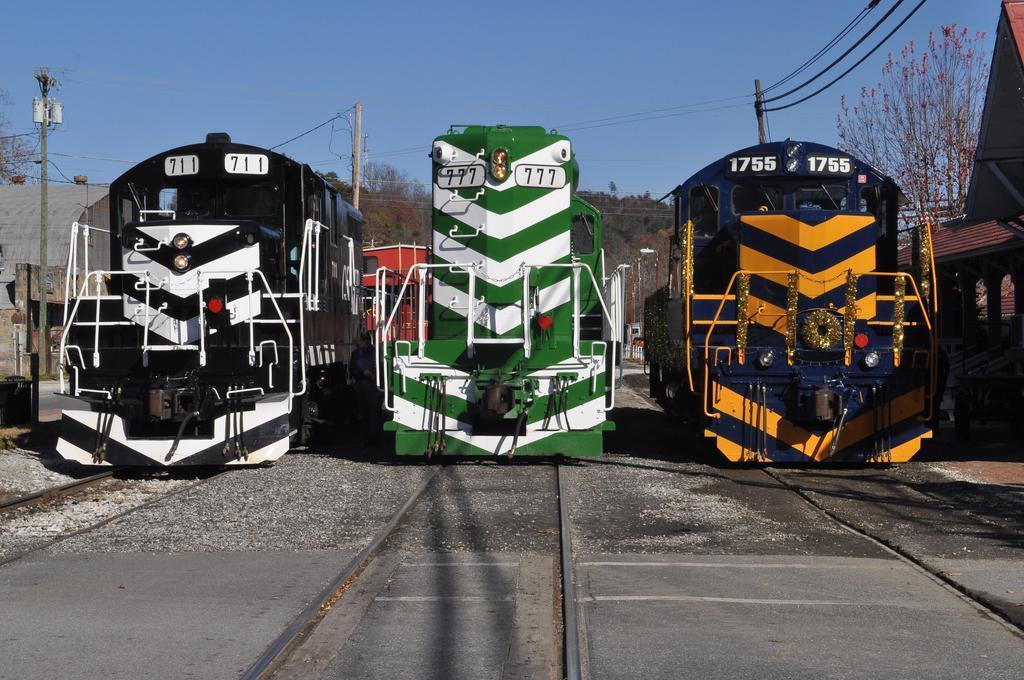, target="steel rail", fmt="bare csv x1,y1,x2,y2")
0,470,115,512
0,469,227,569
558,463,584,680
762,467,1024,639
240,465,444,680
